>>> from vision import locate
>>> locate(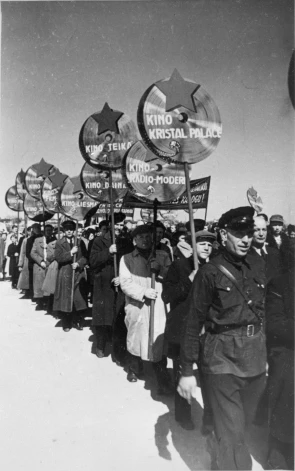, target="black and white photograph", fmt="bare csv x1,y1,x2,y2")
0,1,294,469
